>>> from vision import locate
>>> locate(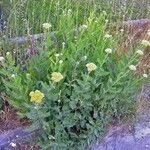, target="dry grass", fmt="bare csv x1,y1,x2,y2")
117,19,150,74
0,93,30,133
